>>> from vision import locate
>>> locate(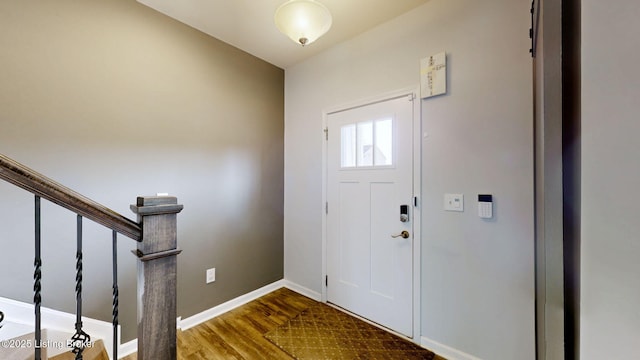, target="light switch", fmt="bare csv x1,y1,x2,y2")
444,193,464,212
